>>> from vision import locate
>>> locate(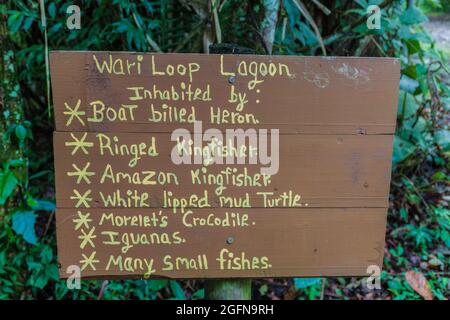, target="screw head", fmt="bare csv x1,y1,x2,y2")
228,76,236,84
226,236,234,244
